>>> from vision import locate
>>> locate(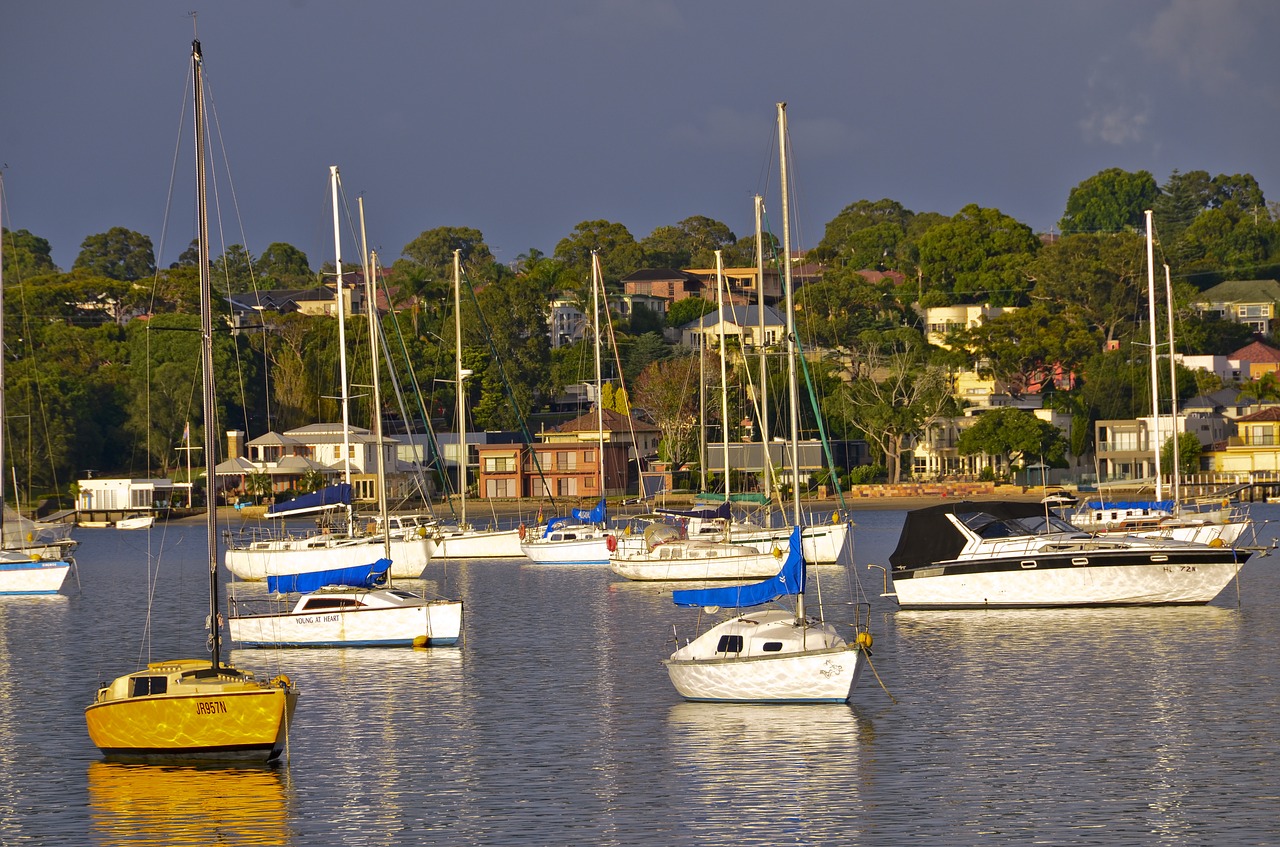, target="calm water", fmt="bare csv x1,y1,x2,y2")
3,505,1279,845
